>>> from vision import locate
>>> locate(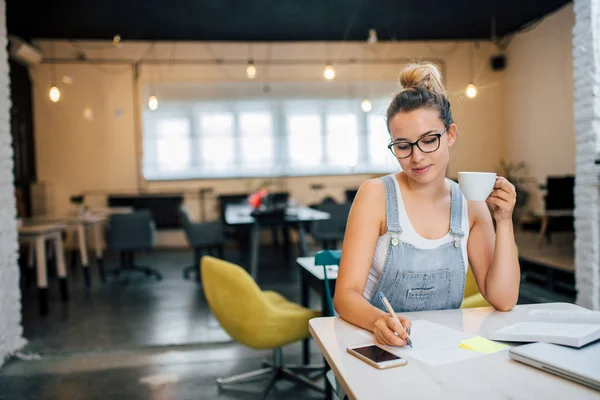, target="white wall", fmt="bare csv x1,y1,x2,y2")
572,0,600,311
30,40,506,237
504,4,575,211
0,0,26,367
